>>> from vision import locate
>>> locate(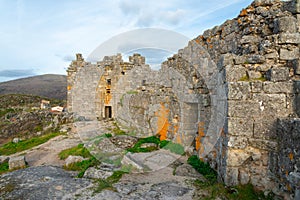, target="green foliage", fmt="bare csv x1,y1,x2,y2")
253,76,267,81
0,132,61,155
105,133,112,138
110,122,127,135
0,161,9,174
127,136,160,153
161,142,185,155
95,170,128,193
59,144,92,160
188,155,217,183
126,136,184,155
193,180,274,200
64,157,99,178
